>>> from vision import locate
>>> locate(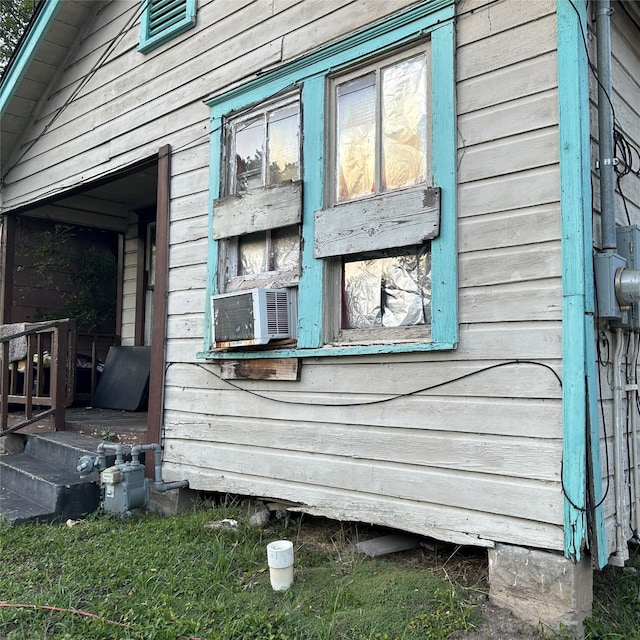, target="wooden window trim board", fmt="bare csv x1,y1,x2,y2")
200,0,457,360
